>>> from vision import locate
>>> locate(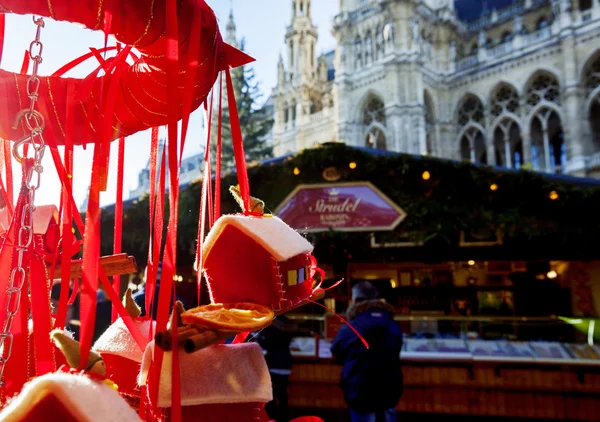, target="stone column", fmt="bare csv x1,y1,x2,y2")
504,135,512,168
561,32,589,174
542,127,552,172
522,130,532,165
486,139,496,165
386,108,403,152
